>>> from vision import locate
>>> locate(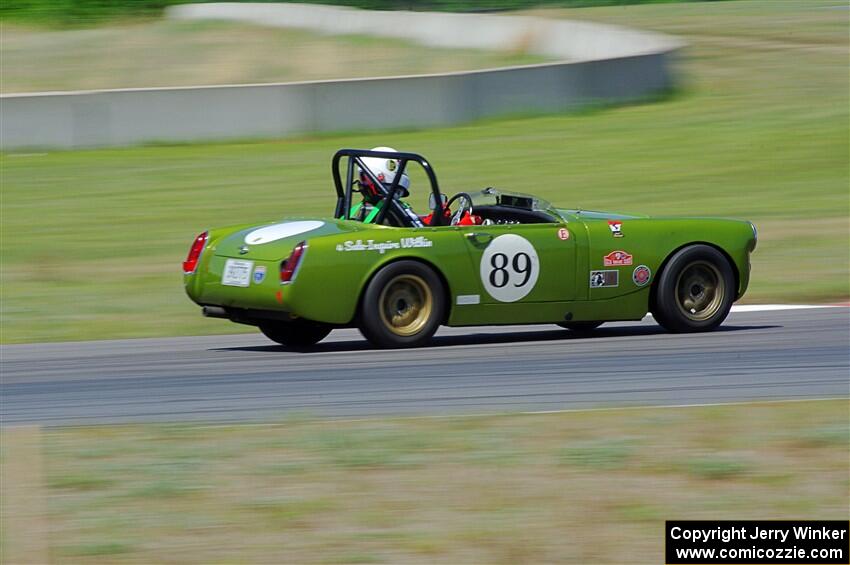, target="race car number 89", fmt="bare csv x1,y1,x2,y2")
489,252,531,288
479,234,540,302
